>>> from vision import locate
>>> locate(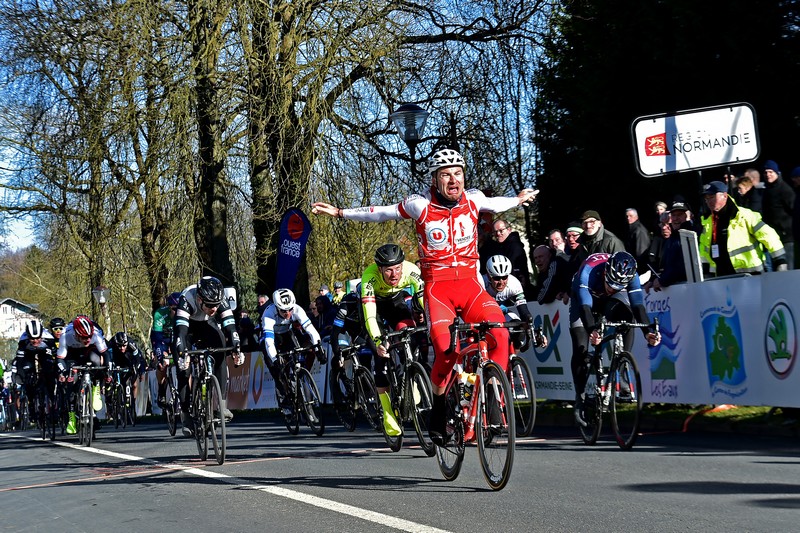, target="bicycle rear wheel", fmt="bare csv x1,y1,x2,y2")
610,351,642,450
406,362,435,457
578,375,603,446
436,380,465,482
355,368,381,432
476,361,515,491
297,368,325,437
207,375,226,465
509,356,536,437
332,368,356,432
192,382,208,460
